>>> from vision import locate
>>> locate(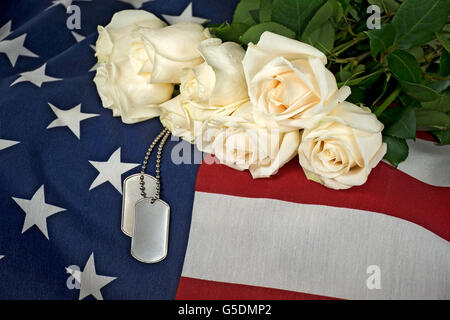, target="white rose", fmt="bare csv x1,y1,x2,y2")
140,22,210,83
159,95,196,142
298,102,387,190
197,102,300,178
181,38,249,121
243,31,351,131
160,37,249,142
94,10,173,124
